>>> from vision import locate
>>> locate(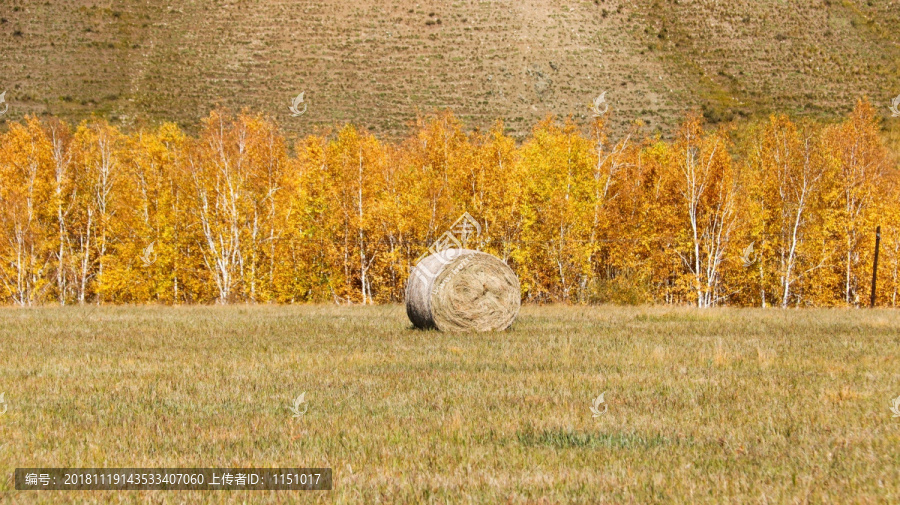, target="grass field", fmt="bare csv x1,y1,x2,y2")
2,304,900,503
